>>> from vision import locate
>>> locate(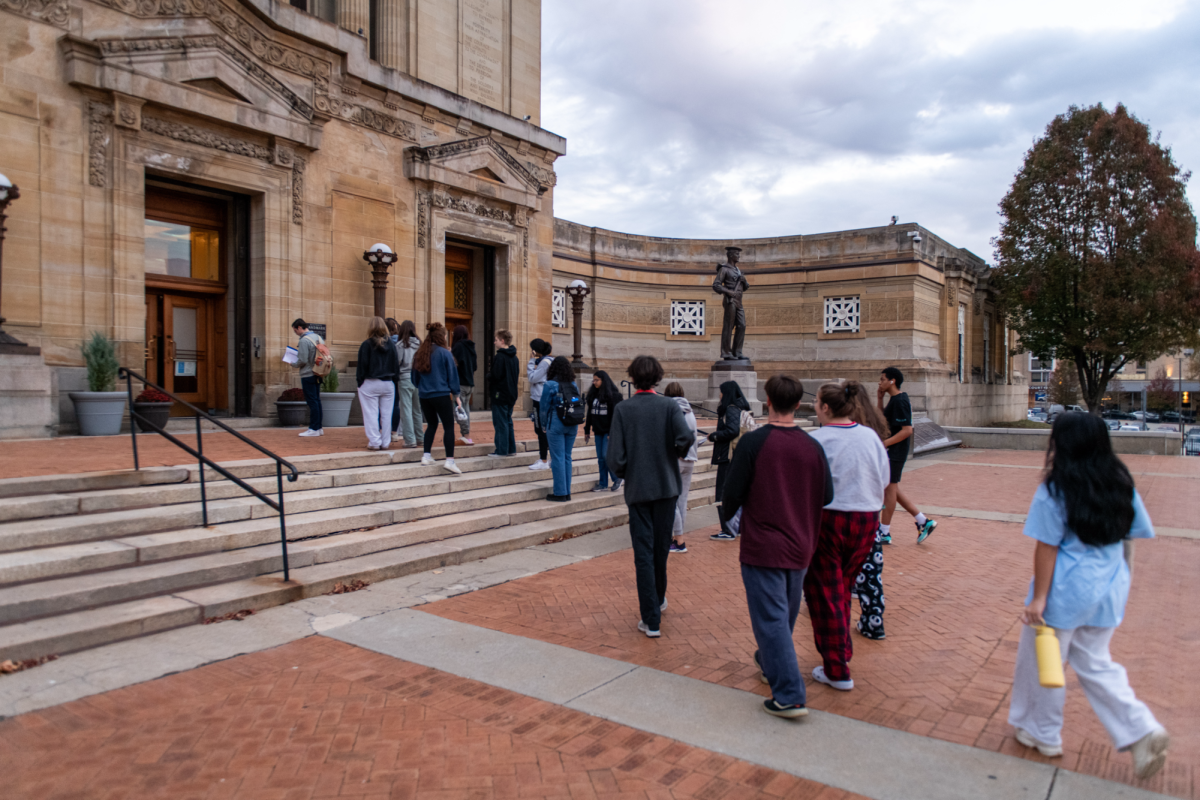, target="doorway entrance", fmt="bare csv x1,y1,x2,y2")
444,241,497,409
